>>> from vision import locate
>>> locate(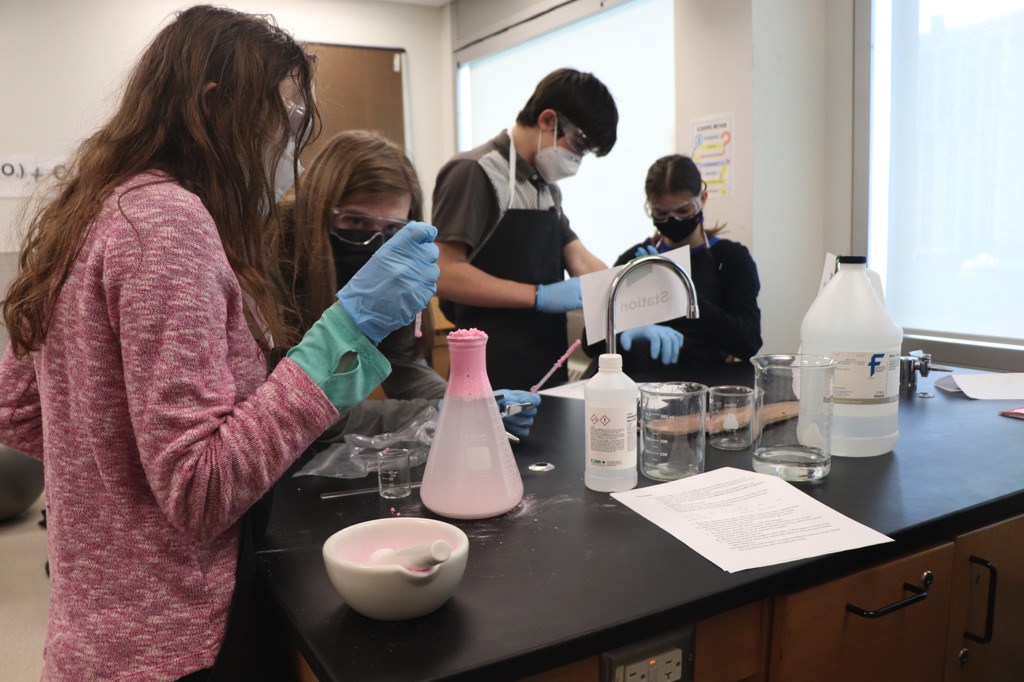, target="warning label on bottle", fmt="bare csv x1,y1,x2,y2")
585,406,637,470
830,351,900,404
